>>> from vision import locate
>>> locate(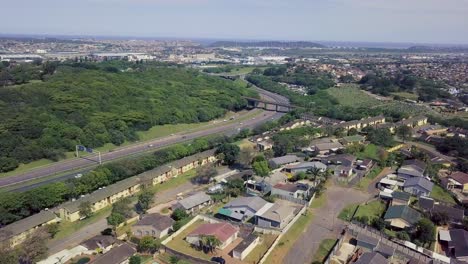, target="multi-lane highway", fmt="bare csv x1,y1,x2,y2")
0,87,289,189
